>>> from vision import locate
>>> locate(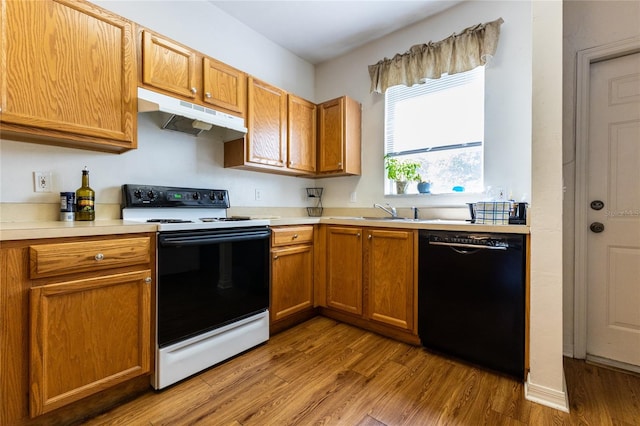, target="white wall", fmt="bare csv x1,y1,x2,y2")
526,0,567,411
315,1,532,209
0,0,316,210
562,0,640,357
